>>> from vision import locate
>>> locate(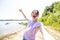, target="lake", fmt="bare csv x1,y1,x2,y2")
0,21,27,35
